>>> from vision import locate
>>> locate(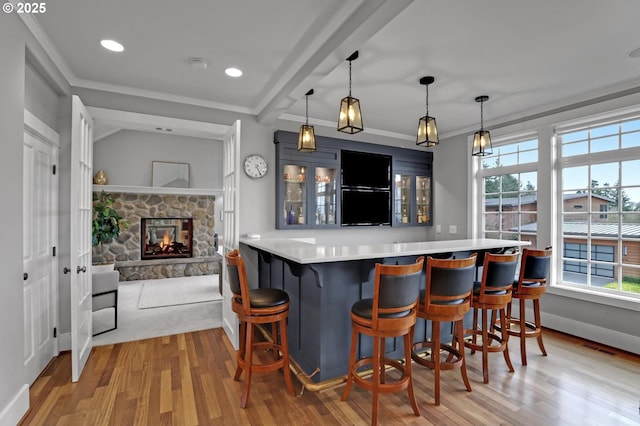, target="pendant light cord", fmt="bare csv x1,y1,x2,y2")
480,99,484,131
348,59,352,97
305,93,309,126
425,84,429,117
